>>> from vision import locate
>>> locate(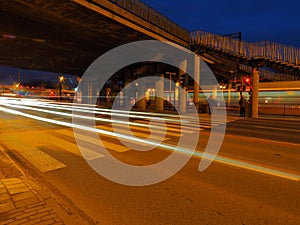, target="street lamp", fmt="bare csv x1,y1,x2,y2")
59,76,64,101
